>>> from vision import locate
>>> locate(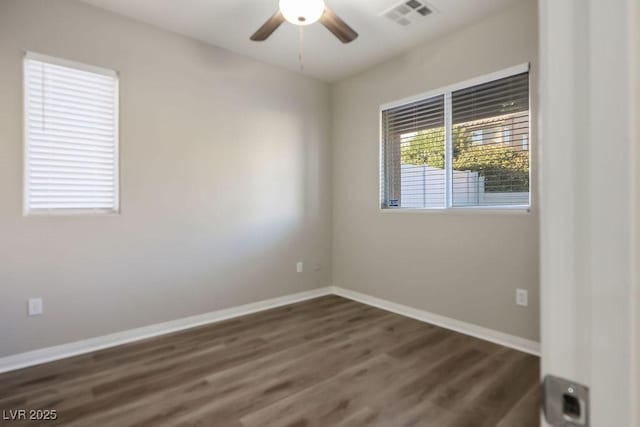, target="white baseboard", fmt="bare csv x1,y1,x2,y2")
0,285,540,374
0,287,333,374
330,286,540,356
